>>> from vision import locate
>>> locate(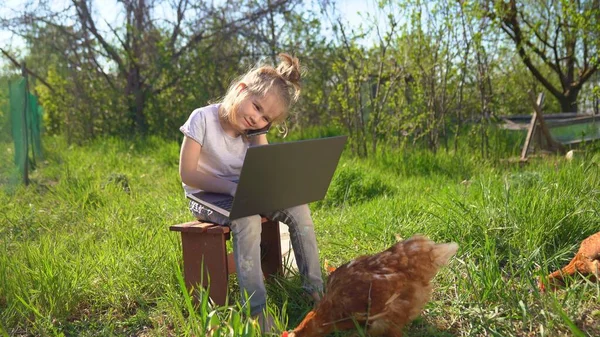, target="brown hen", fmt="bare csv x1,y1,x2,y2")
284,235,458,337
539,231,600,292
